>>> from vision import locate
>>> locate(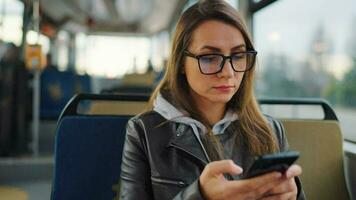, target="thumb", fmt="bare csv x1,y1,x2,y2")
205,160,243,177
285,164,302,178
